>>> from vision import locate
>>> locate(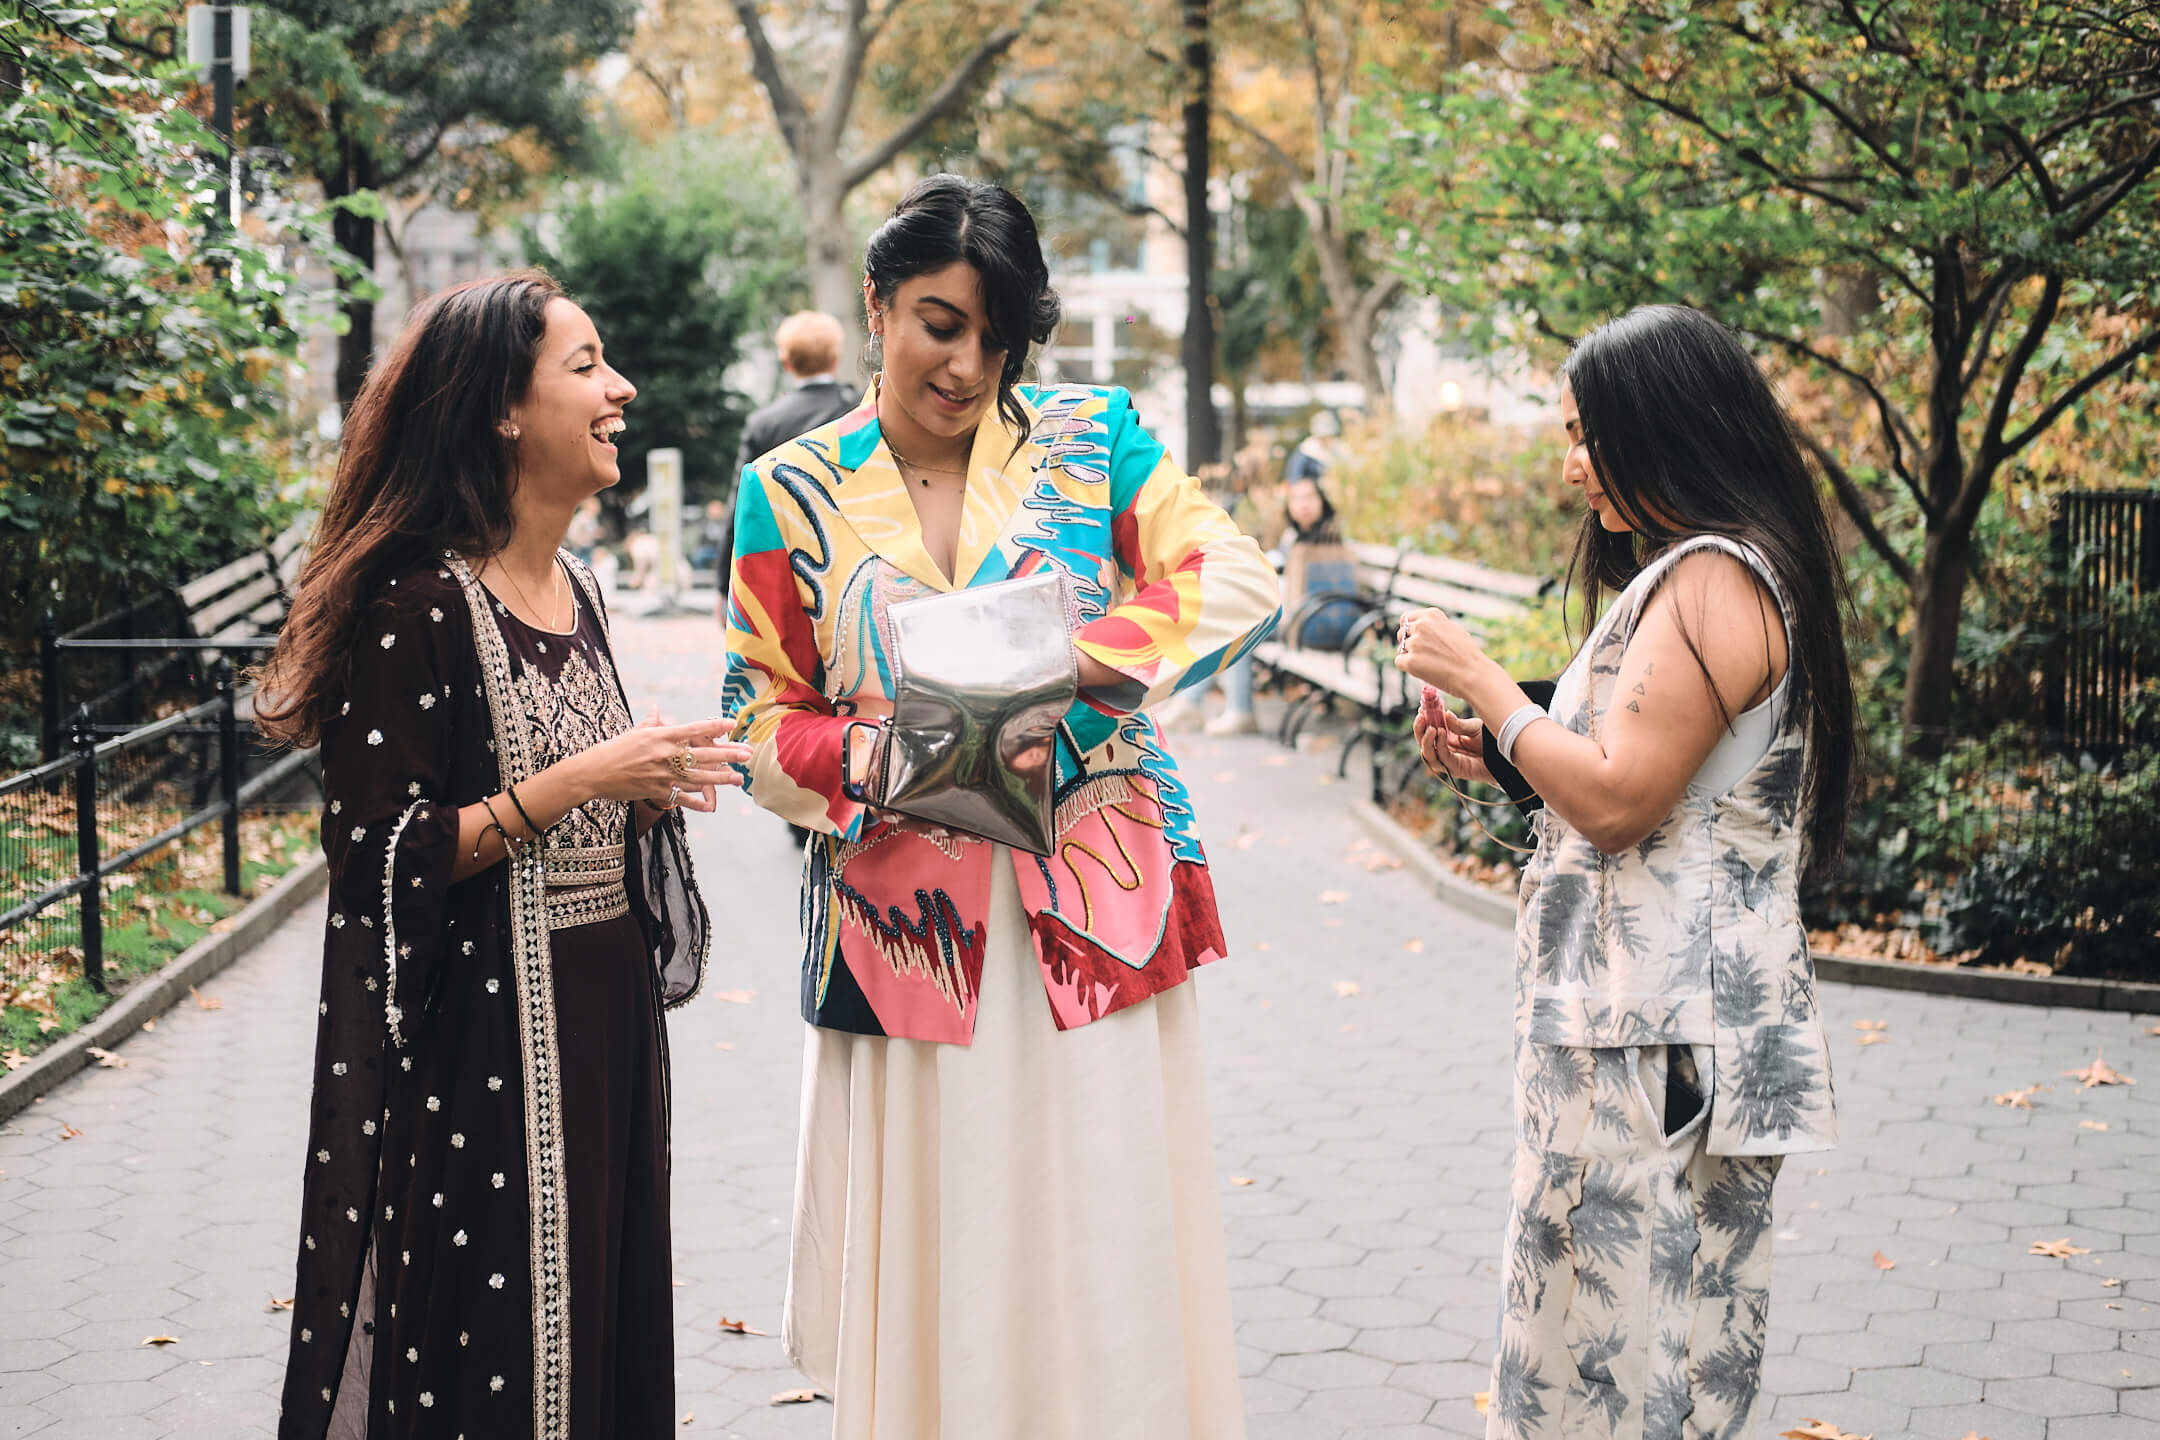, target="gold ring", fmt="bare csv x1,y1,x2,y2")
668,745,696,777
